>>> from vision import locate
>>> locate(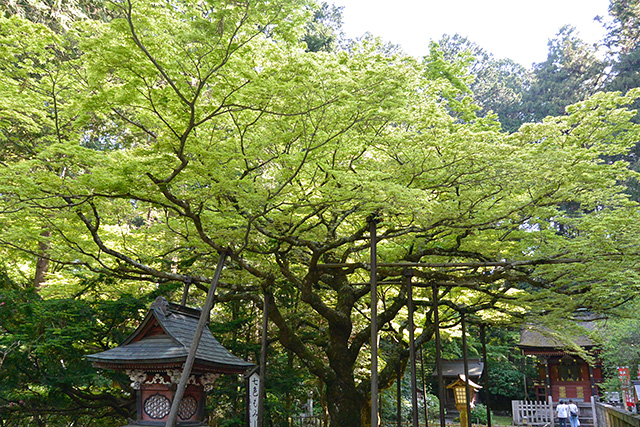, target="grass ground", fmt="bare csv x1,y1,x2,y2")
380,414,514,427
491,415,514,426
